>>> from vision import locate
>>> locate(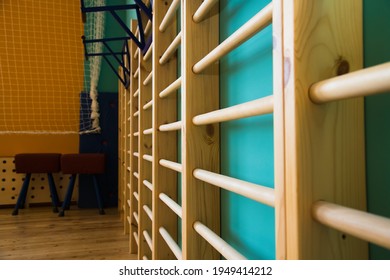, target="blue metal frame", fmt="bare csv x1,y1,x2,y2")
80,0,152,49
80,0,153,88
82,36,131,88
